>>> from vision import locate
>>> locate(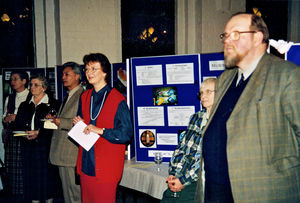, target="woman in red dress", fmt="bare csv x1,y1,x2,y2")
73,53,133,203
